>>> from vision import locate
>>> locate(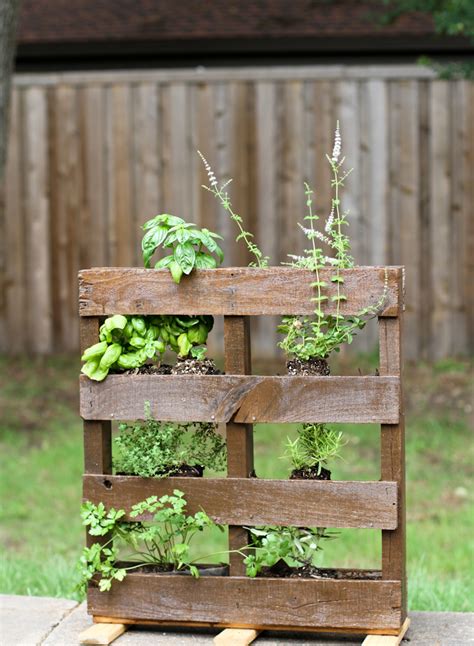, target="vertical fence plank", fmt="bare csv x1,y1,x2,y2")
418,80,432,360
279,80,305,258
450,81,470,356
132,83,160,265
106,84,134,267
398,81,420,360
24,86,52,353
161,83,190,219
255,81,279,356
80,85,108,269
3,89,25,353
430,81,452,359
465,82,474,354
51,85,81,351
